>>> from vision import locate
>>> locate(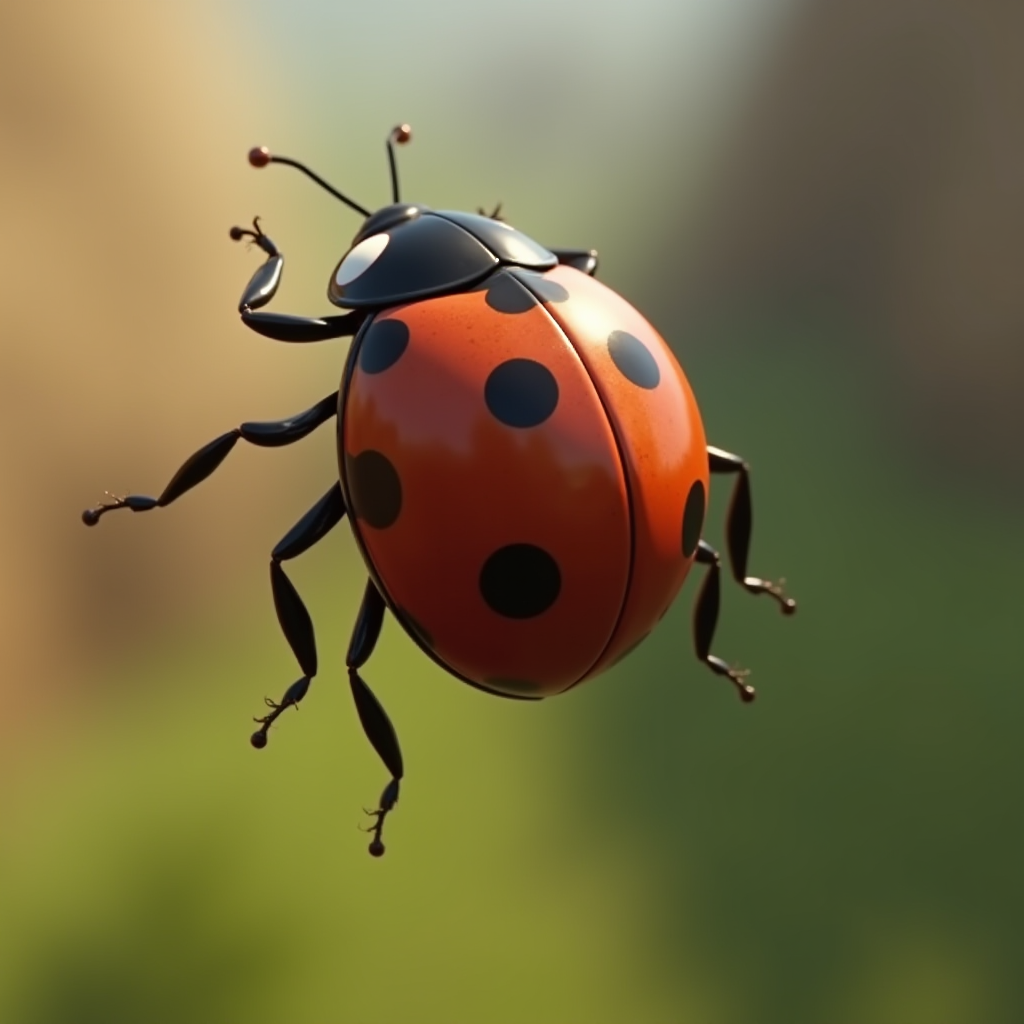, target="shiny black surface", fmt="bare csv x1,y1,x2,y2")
272,483,345,561
692,540,755,701
232,221,365,341
239,254,283,312
82,397,338,526
252,485,348,750
687,446,799,704
708,445,796,613
347,578,386,669
329,214,497,308
550,247,599,276
240,310,363,342
271,559,317,678
436,210,557,269
240,392,338,447
346,580,405,858
352,203,425,246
